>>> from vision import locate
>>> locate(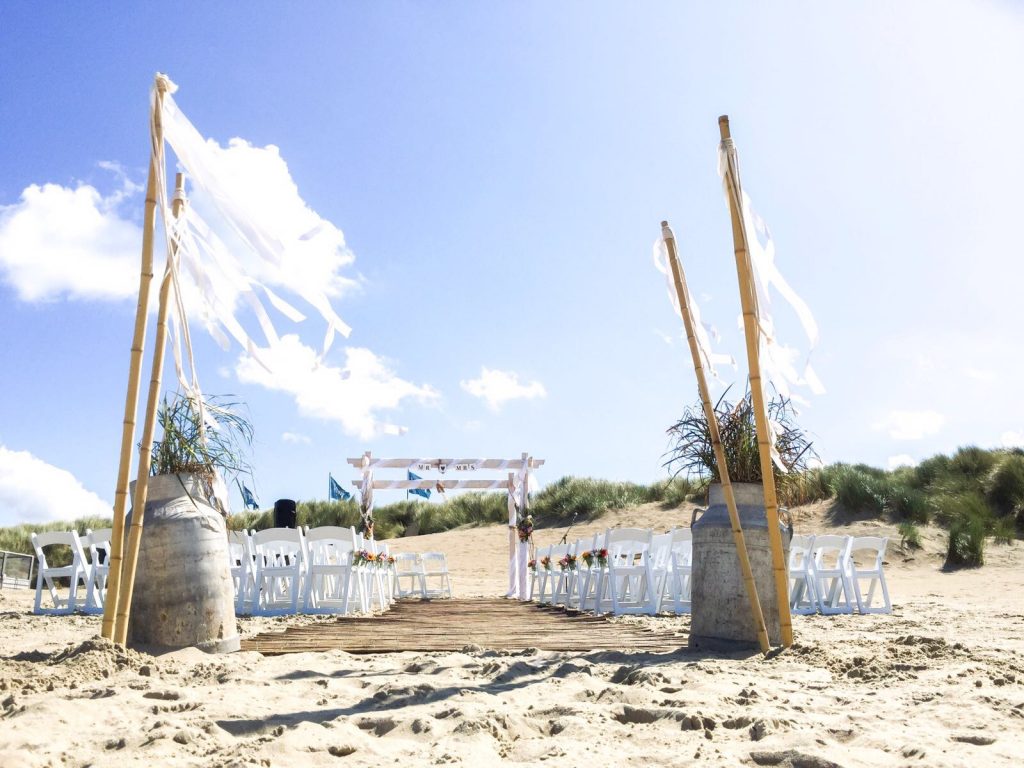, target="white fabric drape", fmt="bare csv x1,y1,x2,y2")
654,228,735,380
717,139,825,405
